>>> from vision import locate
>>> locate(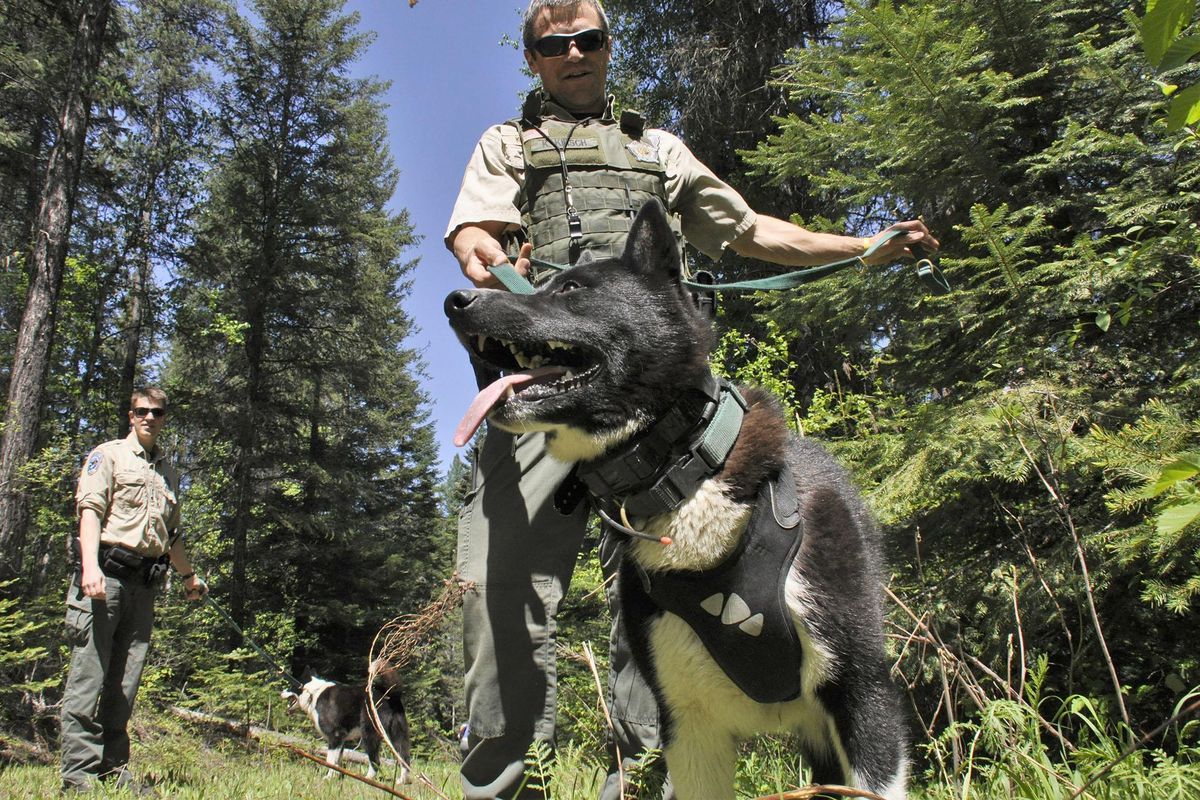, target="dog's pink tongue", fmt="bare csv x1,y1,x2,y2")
454,367,566,447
